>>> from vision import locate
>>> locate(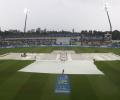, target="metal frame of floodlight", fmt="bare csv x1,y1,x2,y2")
105,4,112,32
24,8,29,33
